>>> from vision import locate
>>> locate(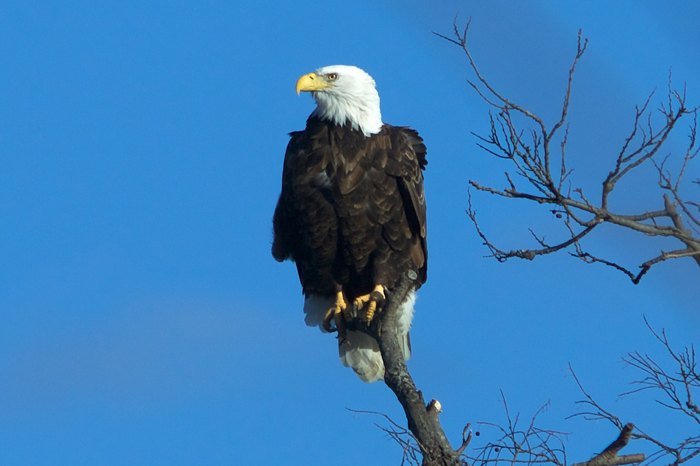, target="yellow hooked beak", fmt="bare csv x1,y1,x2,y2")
296,72,331,95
